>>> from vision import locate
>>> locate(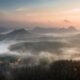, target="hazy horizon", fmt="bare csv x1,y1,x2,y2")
0,0,80,29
